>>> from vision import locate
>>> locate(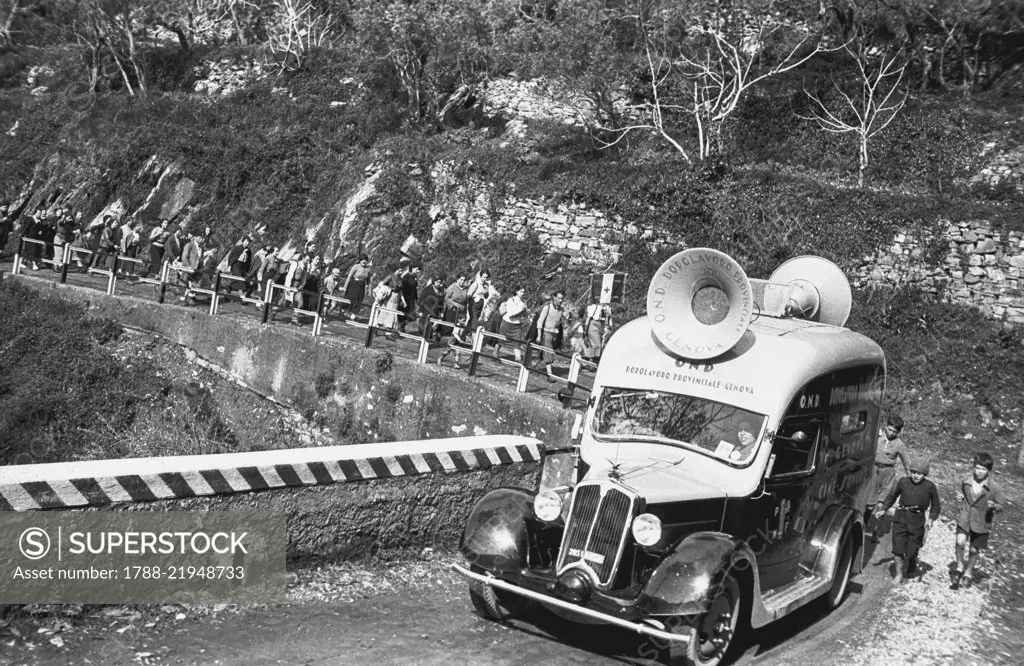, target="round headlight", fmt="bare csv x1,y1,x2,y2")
533,491,563,522
631,513,663,547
